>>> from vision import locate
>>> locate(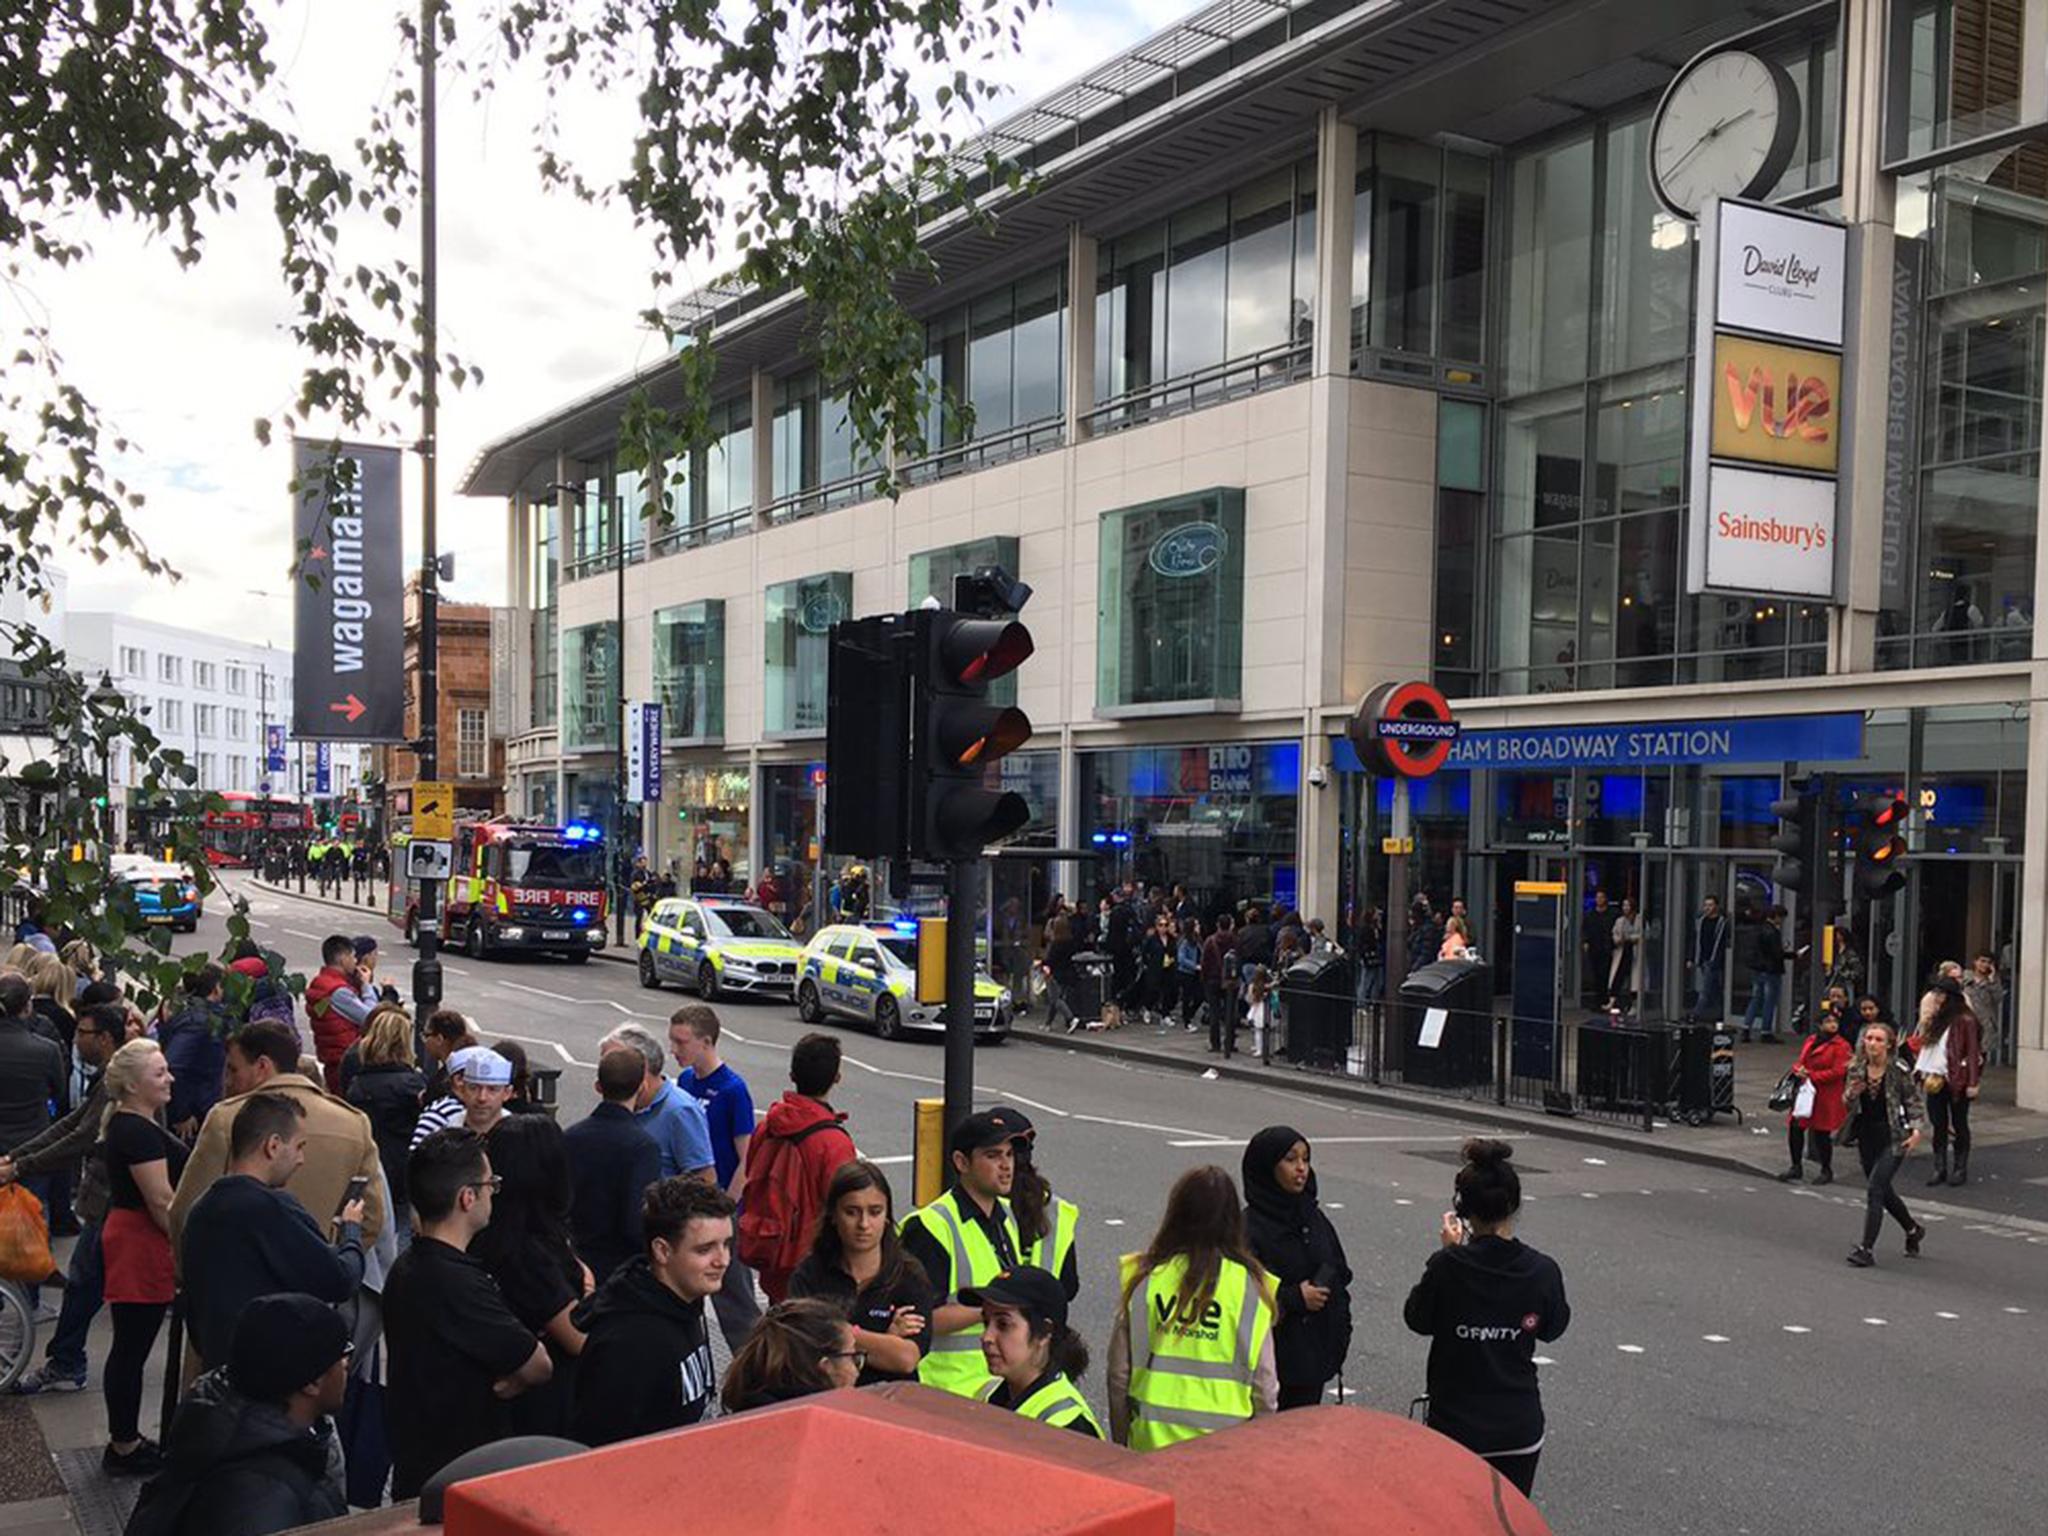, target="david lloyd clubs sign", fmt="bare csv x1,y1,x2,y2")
1687,198,1848,602
291,439,405,741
